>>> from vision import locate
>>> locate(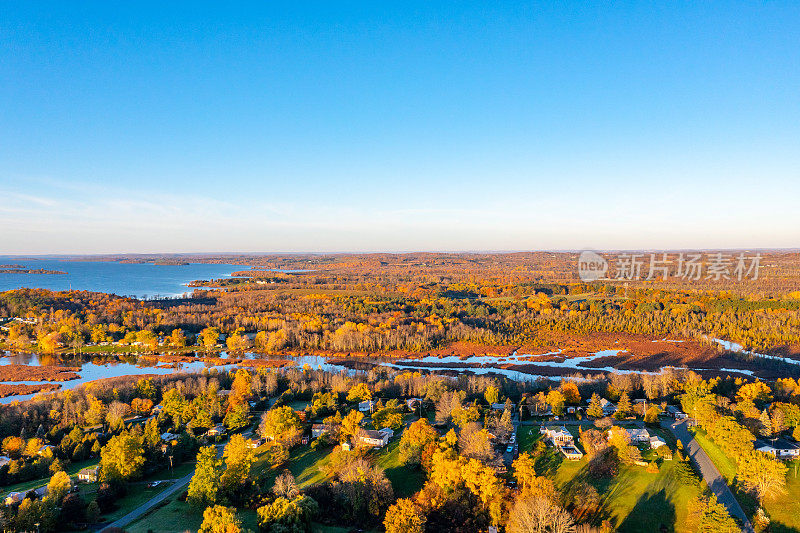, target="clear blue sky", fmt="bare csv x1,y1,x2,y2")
2,2,799,254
